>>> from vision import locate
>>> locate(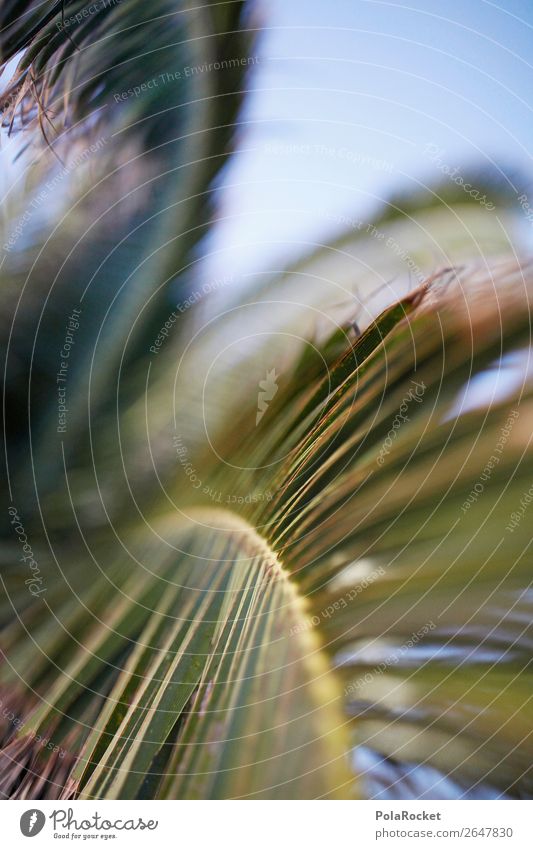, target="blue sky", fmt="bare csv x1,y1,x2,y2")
203,0,533,280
